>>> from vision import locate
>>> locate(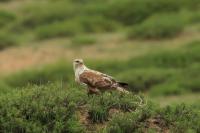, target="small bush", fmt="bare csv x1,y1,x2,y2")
3,61,73,88
178,9,200,24
35,20,82,39
128,13,185,39
158,104,200,132
35,15,119,40
190,10,200,23
129,46,200,68
117,68,173,92
78,15,120,33
180,64,200,92
0,0,12,2
0,10,16,27
21,1,80,28
88,105,109,123
107,113,138,133
0,84,86,133
104,0,200,25
0,32,17,50
71,35,96,47
150,82,184,96
183,79,200,92
107,102,156,133
0,81,11,94
0,83,199,132
105,0,154,25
